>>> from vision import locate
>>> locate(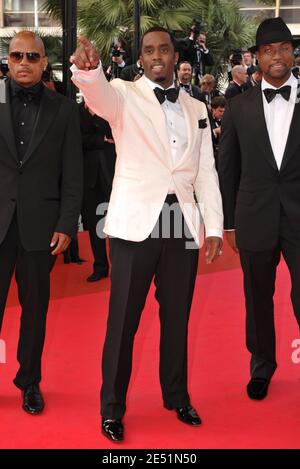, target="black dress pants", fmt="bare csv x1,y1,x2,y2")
82,163,110,276
100,195,199,419
239,213,300,380
0,213,56,389
86,185,109,276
